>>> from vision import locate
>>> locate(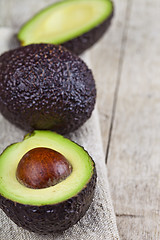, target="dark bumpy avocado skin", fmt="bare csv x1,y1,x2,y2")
0,44,96,134
0,167,97,234
62,3,114,55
